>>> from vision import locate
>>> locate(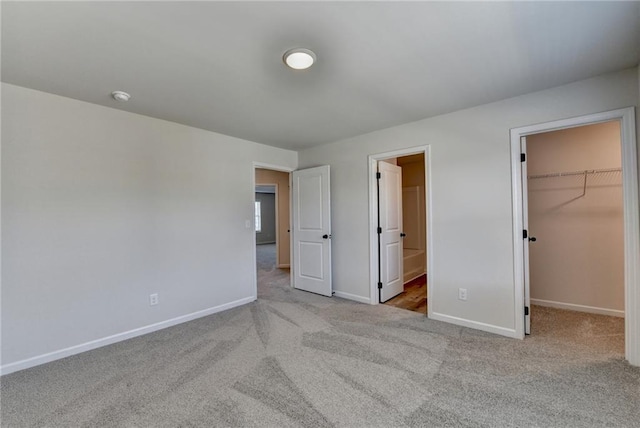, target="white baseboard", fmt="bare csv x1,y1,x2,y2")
333,291,371,304
0,296,256,376
430,312,520,339
530,299,624,318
